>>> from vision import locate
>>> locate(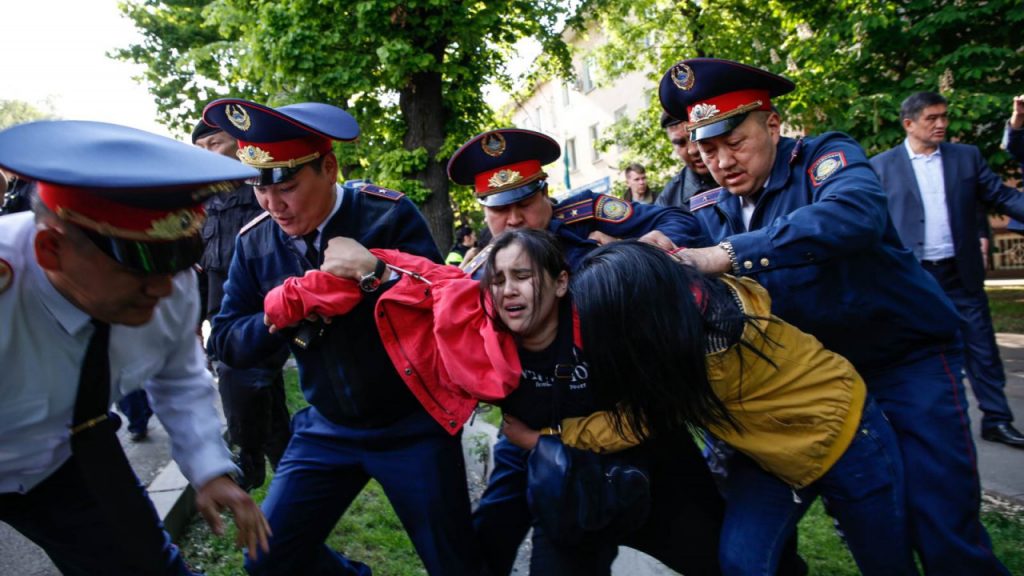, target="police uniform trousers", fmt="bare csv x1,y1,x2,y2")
865,346,1009,575
716,398,914,576
921,258,1016,430
215,361,291,490
117,388,154,437
472,434,723,576
243,404,484,576
0,456,196,576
